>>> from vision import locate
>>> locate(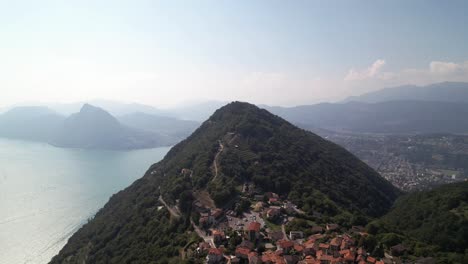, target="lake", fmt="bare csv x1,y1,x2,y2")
0,138,170,264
